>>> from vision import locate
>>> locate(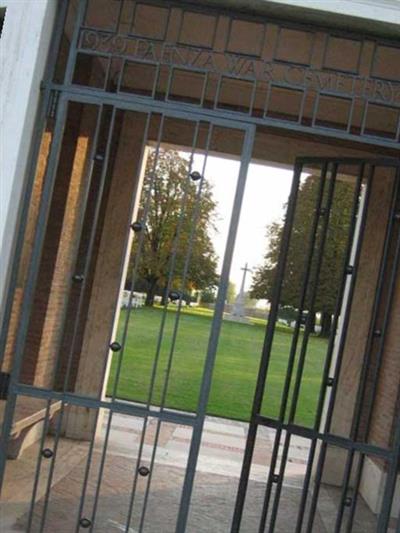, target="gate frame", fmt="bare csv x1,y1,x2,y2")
231,156,400,533
0,85,256,533
0,1,400,531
